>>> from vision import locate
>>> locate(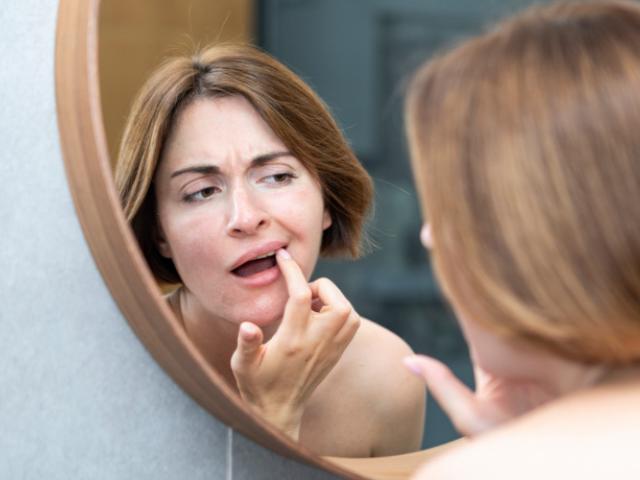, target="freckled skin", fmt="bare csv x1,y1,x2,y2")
154,96,330,332
153,95,425,457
